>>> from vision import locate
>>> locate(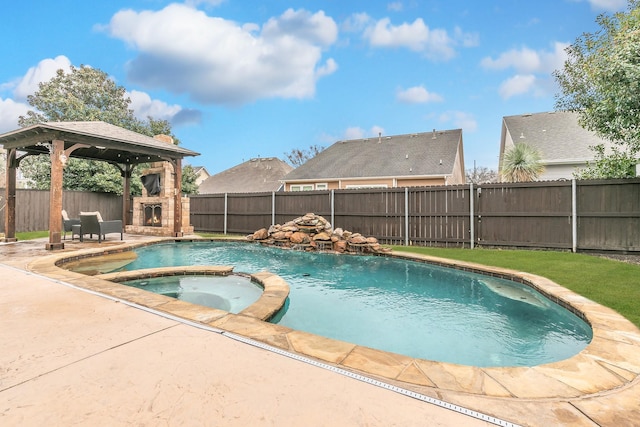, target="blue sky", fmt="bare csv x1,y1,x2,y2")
0,0,628,174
